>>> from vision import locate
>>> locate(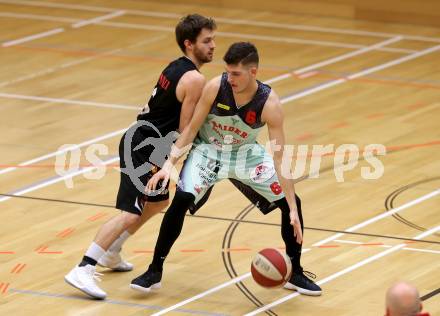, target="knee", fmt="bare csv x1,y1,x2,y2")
142,199,169,215
121,212,141,228
138,200,169,225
